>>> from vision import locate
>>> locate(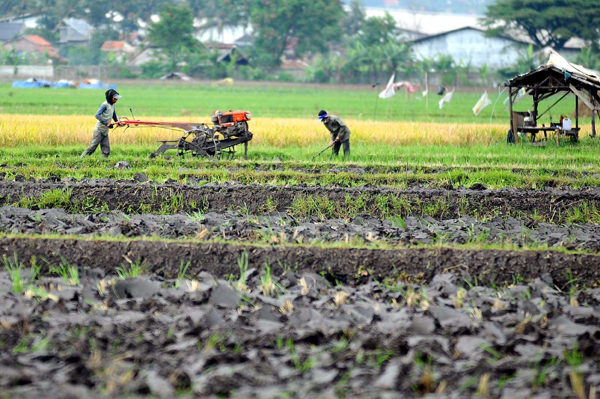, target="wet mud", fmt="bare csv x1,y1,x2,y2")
1,179,600,222
2,206,600,253
2,264,600,398
1,236,600,288
3,176,600,398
